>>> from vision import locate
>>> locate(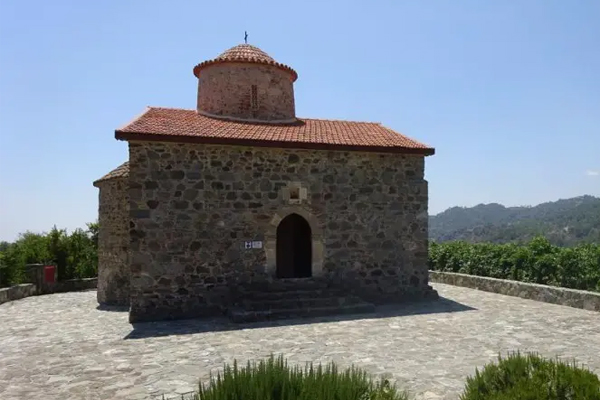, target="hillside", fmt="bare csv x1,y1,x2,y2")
429,195,600,246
